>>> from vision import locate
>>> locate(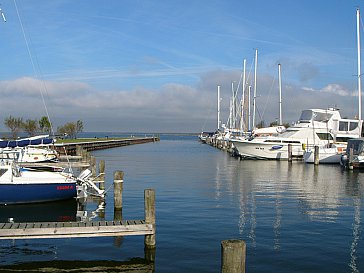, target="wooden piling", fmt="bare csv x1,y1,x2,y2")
349,147,354,170
144,189,156,248
221,240,246,273
314,146,320,165
114,171,124,221
288,144,292,162
90,156,97,177
98,160,105,190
